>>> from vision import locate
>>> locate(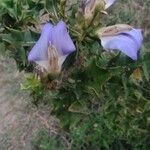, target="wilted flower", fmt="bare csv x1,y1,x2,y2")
28,21,76,75
97,24,143,60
